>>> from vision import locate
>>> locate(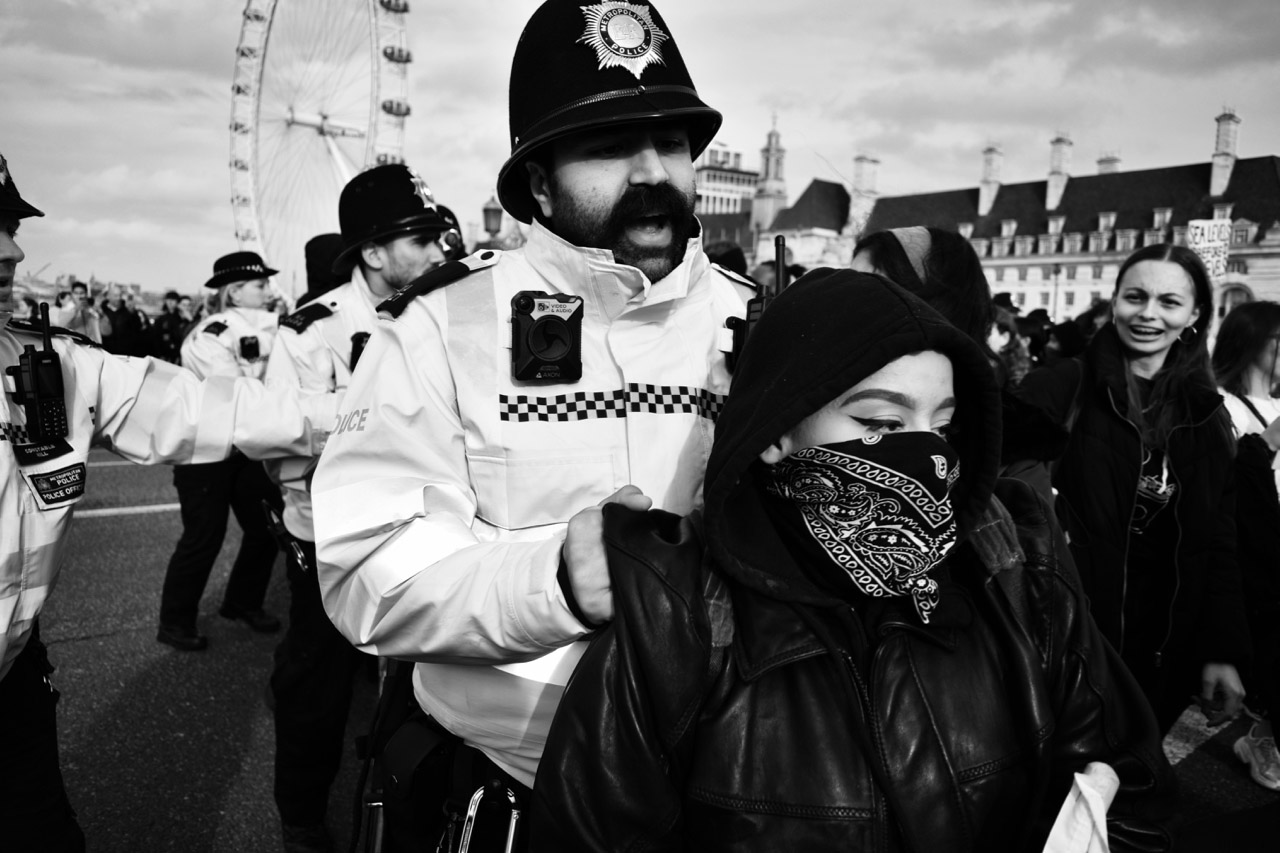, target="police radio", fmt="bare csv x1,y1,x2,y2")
6,302,69,441
510,291,583,382
725,235,791,373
